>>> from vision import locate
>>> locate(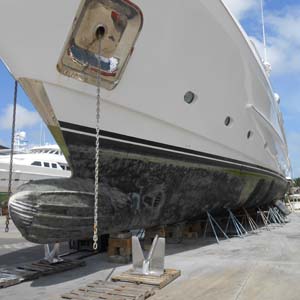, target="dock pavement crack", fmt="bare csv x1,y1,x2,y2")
234,263,258,300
